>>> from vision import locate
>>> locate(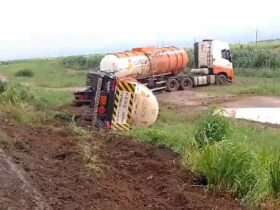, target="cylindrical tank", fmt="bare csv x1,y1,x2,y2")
100,47,188,79
131,81,159,127
112,77,159,129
